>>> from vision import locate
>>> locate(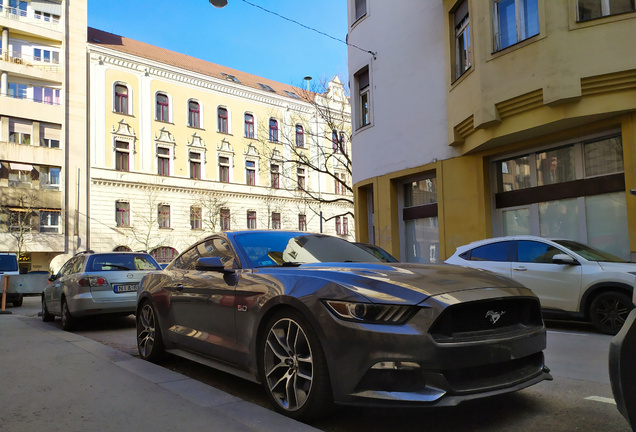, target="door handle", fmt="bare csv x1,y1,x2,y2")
513,267,527,272
172,284,184,291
